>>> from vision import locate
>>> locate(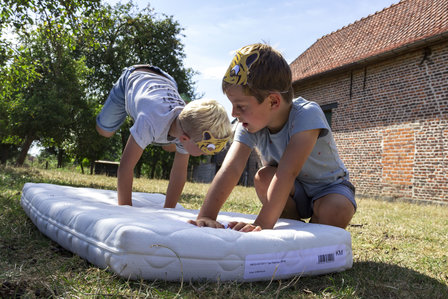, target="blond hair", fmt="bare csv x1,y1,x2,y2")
222,43,294,103
178,99,232,142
